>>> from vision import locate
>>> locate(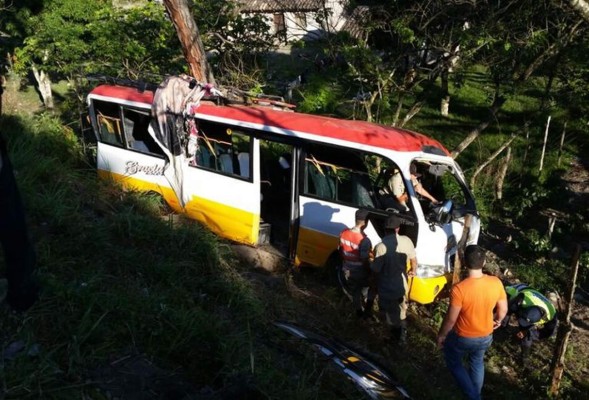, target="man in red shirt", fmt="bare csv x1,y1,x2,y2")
339,209,373,317
436,245,507,400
